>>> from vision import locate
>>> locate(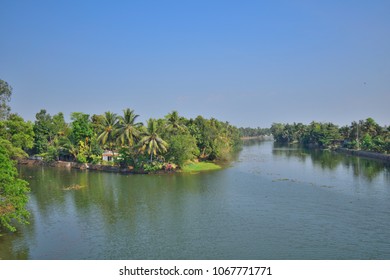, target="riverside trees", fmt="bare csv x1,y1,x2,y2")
270,119,390,153
25,108,241,170
0,79,30,233
0,144,30,233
